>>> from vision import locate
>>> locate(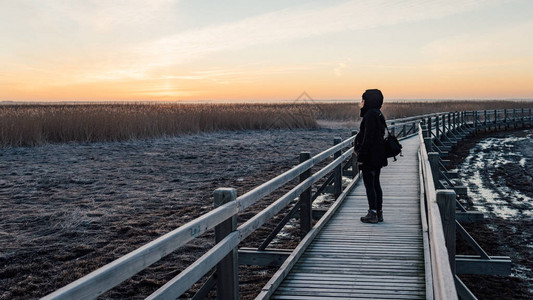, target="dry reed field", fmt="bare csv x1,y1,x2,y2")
1,101,533,147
